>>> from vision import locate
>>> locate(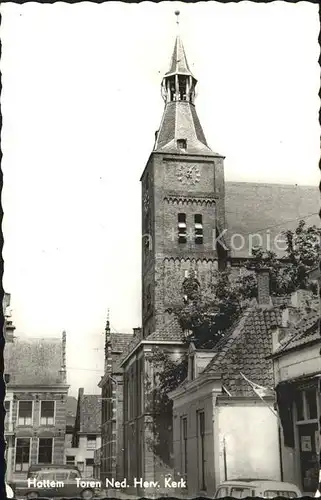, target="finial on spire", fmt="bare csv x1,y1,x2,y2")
175,10,180,27
105,309,110,332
